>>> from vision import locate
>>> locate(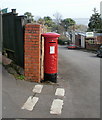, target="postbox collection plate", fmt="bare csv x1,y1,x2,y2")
50,46,55,54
